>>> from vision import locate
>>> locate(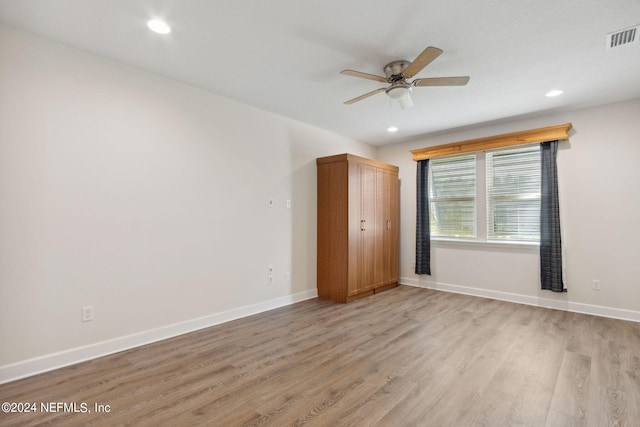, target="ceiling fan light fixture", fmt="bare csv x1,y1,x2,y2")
385,84,412,99
398,93,414,109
